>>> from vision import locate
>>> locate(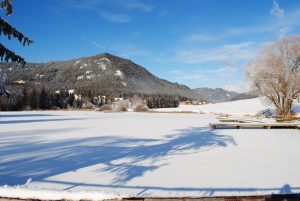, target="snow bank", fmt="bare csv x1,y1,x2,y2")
114,70,123,78
154,98,300,116
0,185,122,201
